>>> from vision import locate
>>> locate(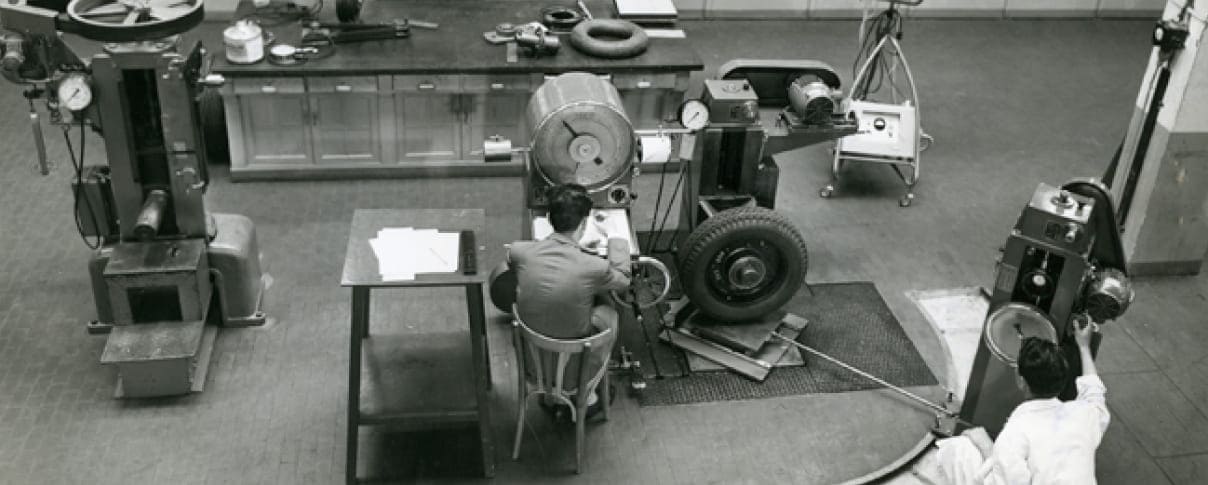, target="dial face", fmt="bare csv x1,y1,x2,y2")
678,99,710,131
58,74,93,111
